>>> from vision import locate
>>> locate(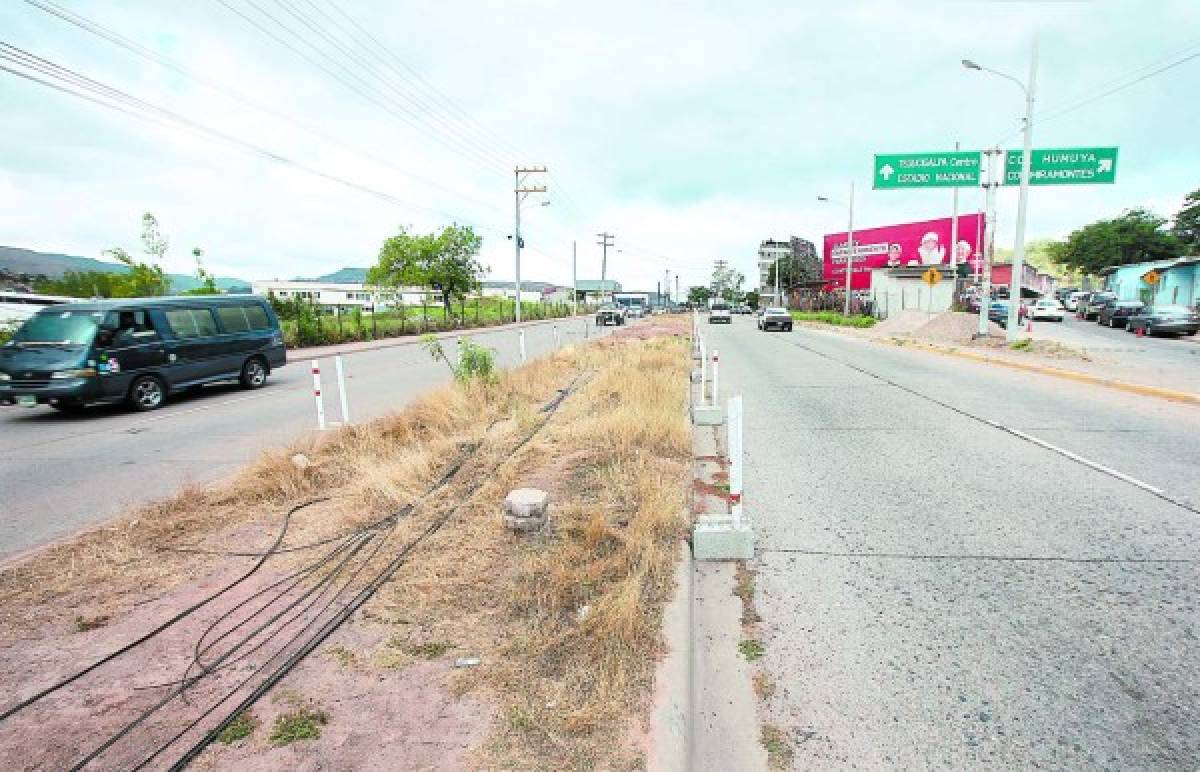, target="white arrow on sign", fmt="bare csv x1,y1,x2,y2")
1097,158,1113,173
879,163,895,180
